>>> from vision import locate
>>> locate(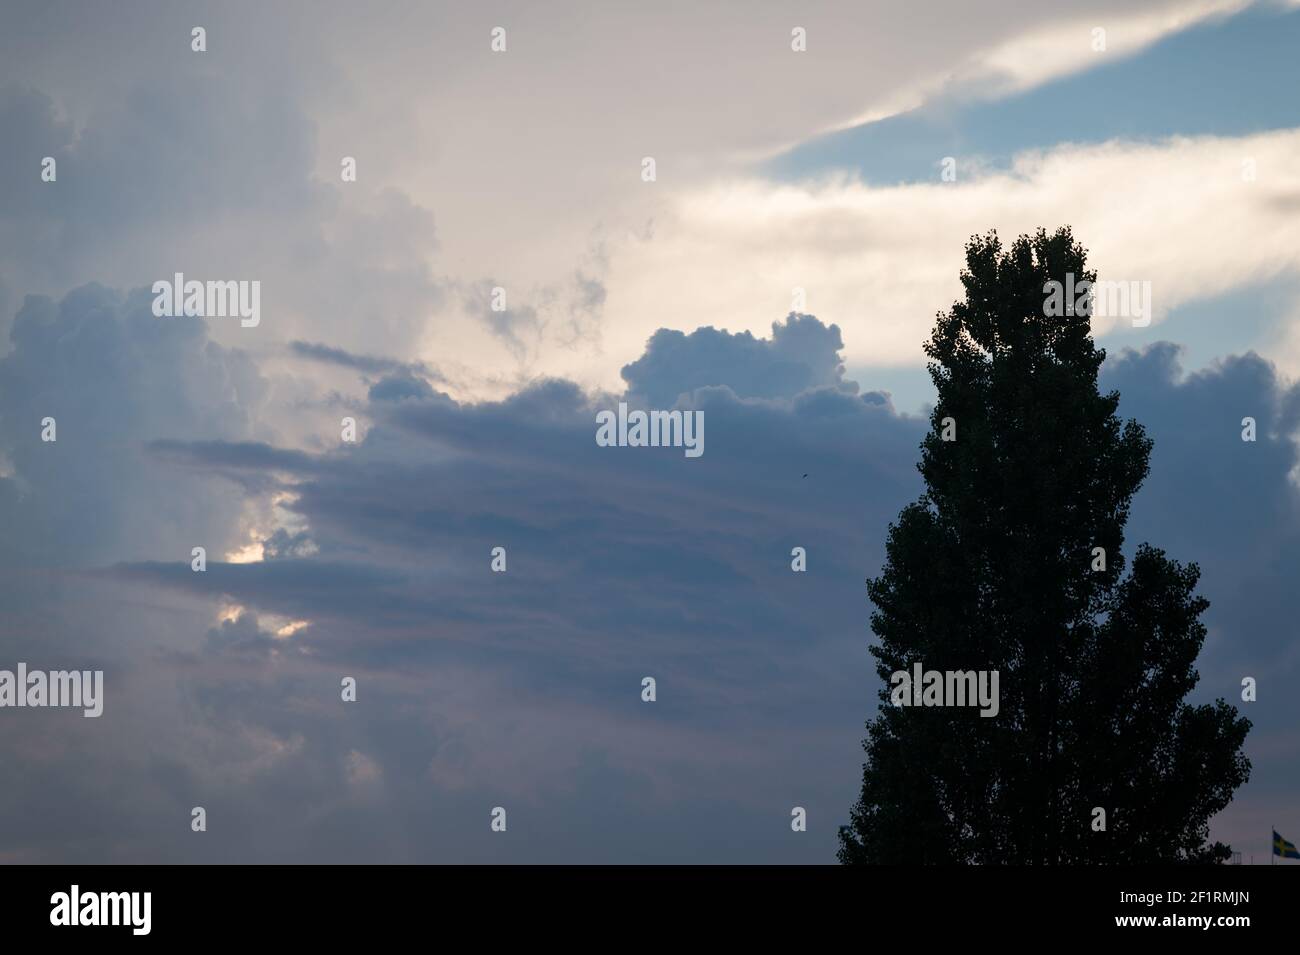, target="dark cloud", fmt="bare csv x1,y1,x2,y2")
204,611,279,659
288,340,443,383
148,438,320,475
1101,343,1300,846
50,311,918,861
118,329,1300,858
261,527,317,560
367,373,438,404
621,313,861,407
4,279,1300,861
